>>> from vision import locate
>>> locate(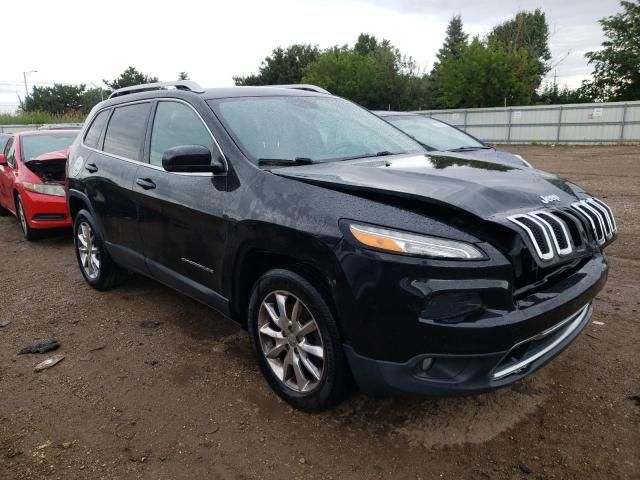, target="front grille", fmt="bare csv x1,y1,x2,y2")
508,197,616,263
570,198,617,245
